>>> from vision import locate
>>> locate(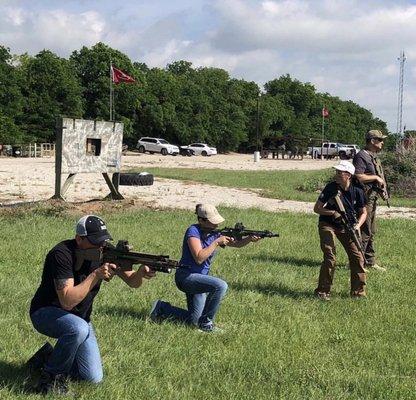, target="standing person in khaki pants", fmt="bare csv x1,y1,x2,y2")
353,130,388,272
314,161,368,300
